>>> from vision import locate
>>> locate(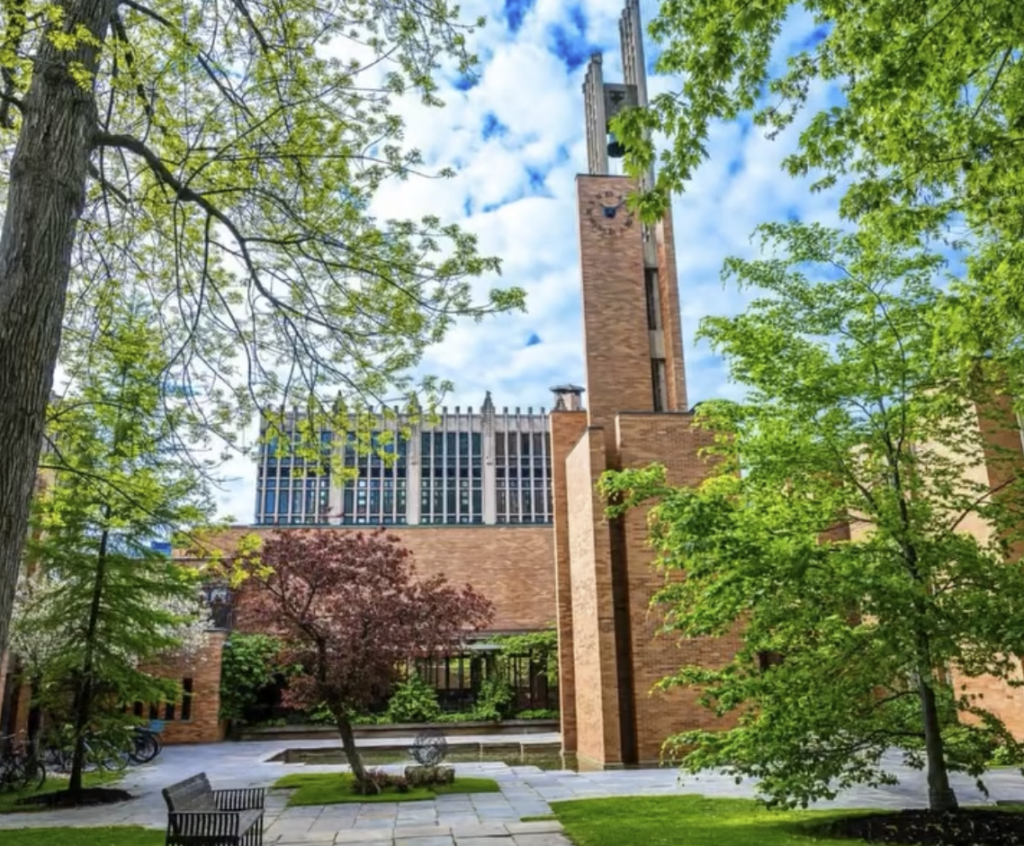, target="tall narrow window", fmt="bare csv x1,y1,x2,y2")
644,268,662,330
181,678,194,721
652,359,667,413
